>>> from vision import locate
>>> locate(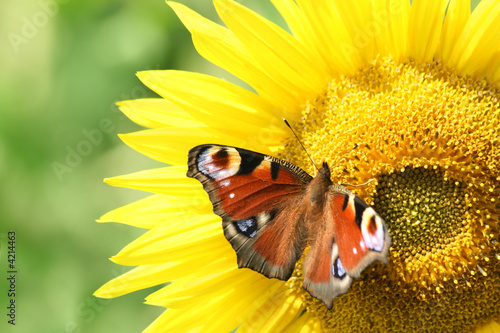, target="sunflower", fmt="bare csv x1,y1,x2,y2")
95,0,500,332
